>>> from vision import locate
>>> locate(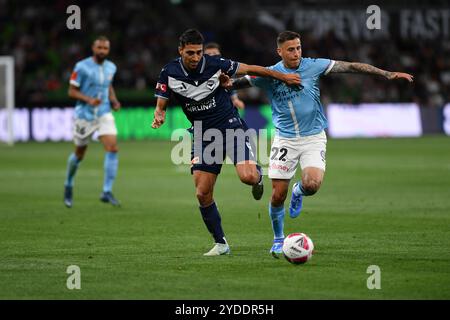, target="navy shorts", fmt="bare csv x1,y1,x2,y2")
190,117,257,175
